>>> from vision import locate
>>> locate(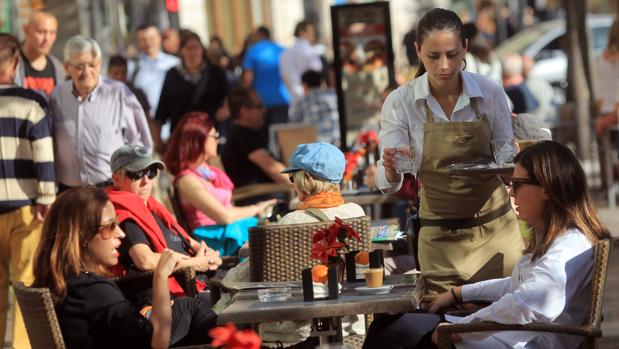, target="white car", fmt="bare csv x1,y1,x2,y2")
495,14,613,101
